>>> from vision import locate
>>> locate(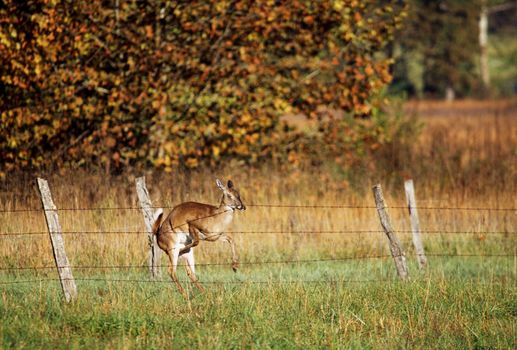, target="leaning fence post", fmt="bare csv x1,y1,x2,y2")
372,184,409,281
135,176,162,278
36,178,77,302
404,179,427,269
